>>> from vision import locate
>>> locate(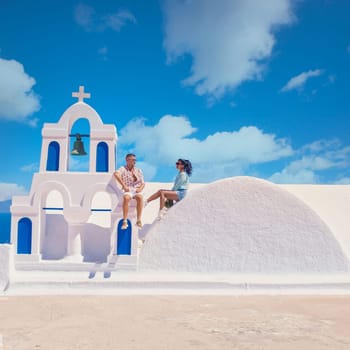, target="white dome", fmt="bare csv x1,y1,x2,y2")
139,176,350,273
